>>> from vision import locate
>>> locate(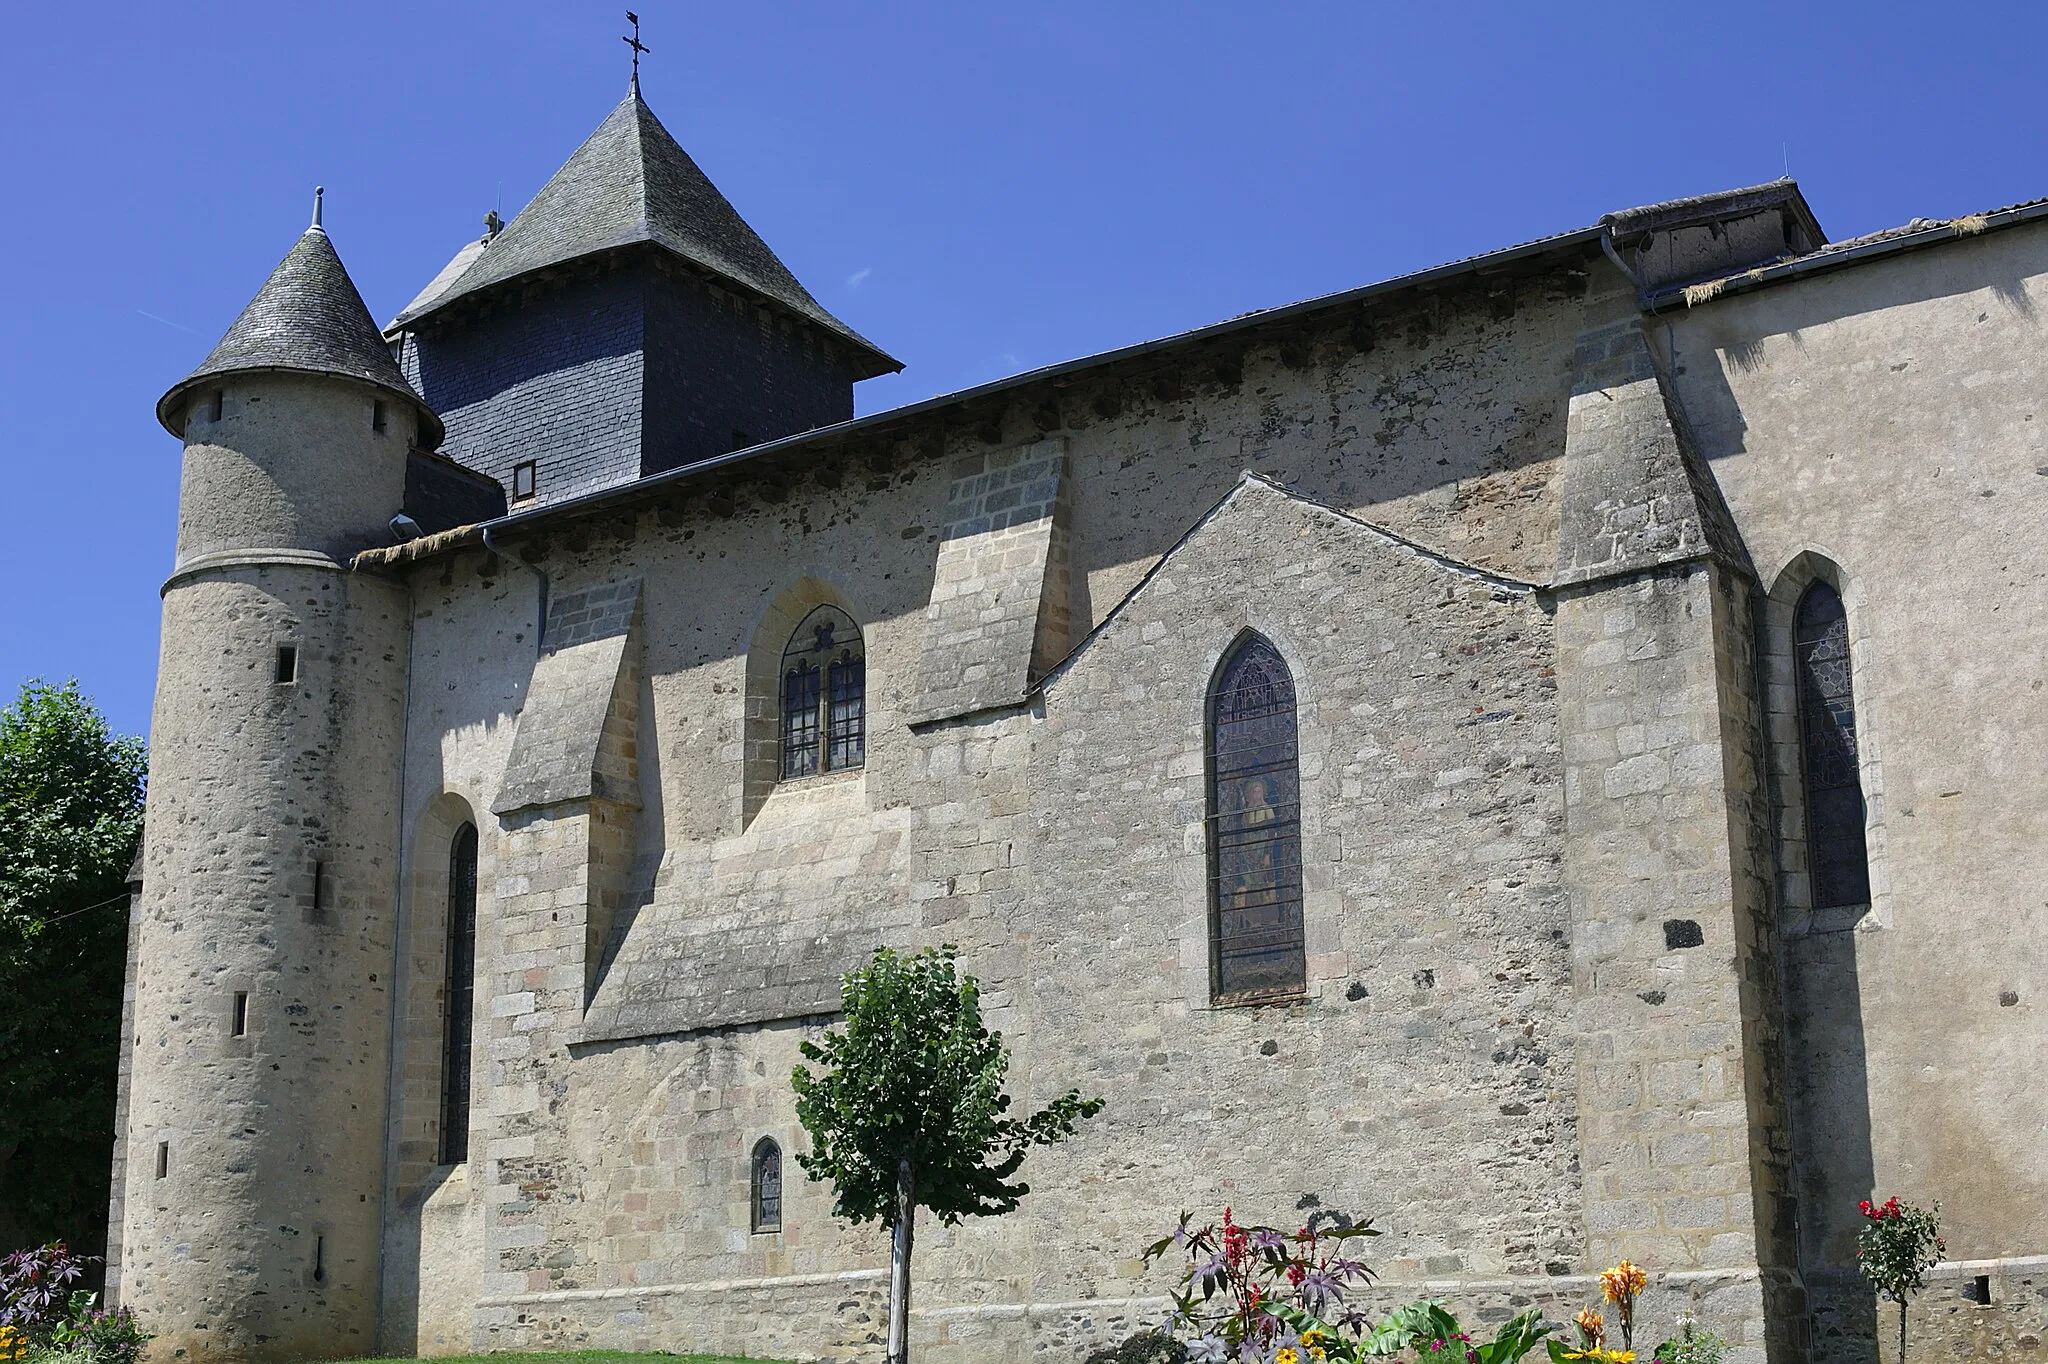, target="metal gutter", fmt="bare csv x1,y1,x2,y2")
1644,198,2048,314
371,224,1606,557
